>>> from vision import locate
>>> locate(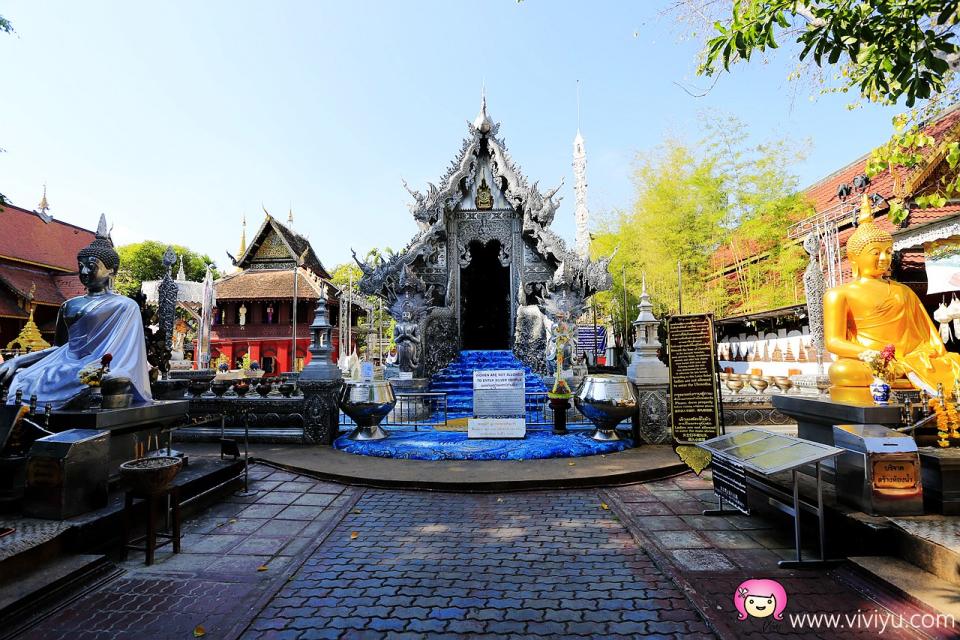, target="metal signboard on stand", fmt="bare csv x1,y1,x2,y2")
698,428,844,568
469,370,525,438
